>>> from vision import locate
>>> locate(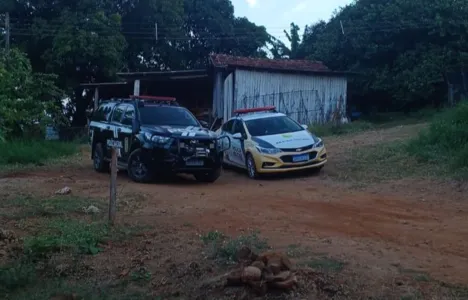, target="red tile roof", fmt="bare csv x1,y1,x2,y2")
210,54,330,73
